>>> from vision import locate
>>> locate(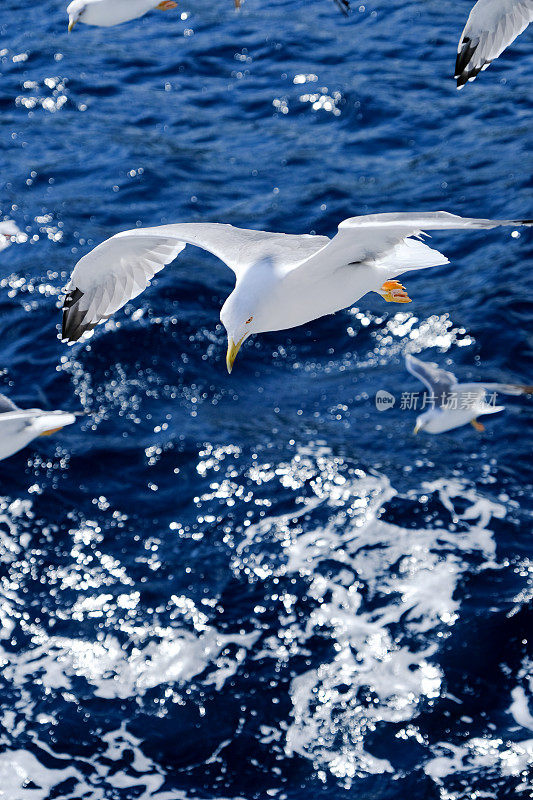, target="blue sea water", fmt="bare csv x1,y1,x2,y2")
0,0,532,797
